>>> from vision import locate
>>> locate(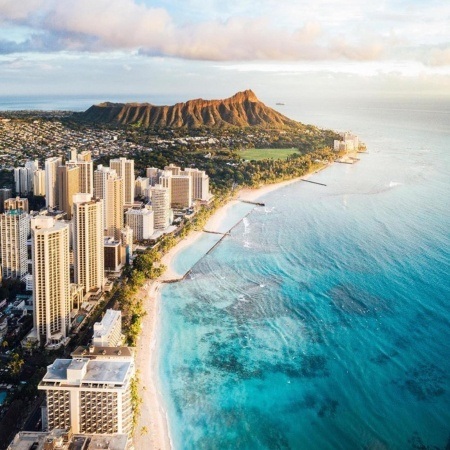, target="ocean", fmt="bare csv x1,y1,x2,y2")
158,97,450,450
2,93,448,449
